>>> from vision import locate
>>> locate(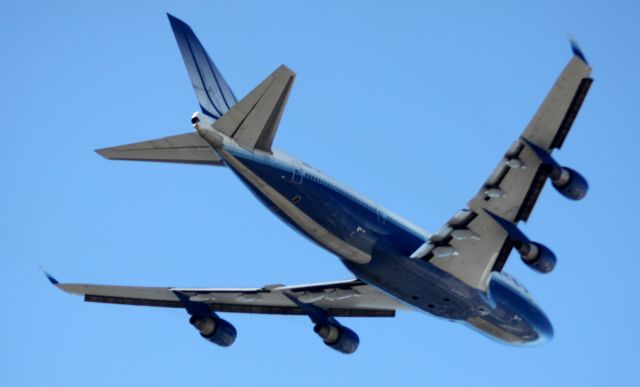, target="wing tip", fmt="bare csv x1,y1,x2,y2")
276,64,297,78
166,13,182,25
41,268,59,285
94,148,111,159
569,37,588,65
166,13,193,36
